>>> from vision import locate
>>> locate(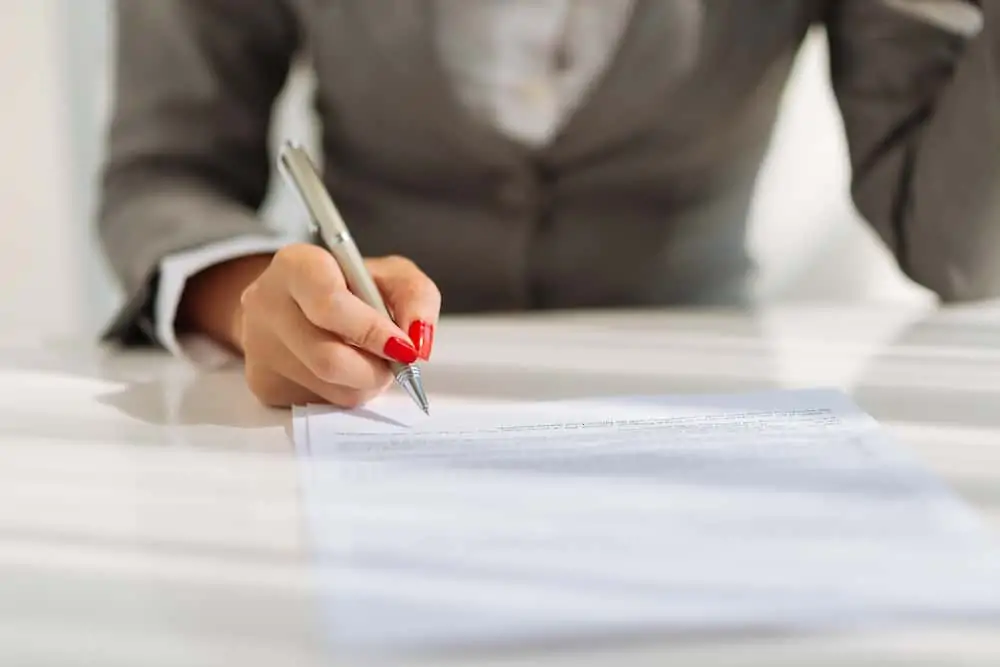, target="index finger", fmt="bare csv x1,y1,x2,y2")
368,255,442,360
275,245,419,364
